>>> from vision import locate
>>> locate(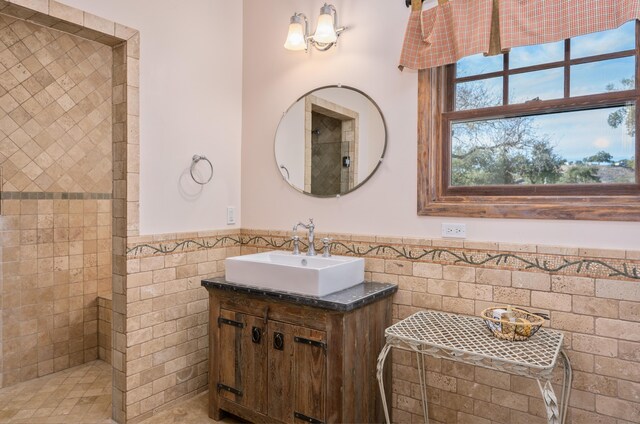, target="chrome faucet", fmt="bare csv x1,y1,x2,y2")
293,218,316,256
